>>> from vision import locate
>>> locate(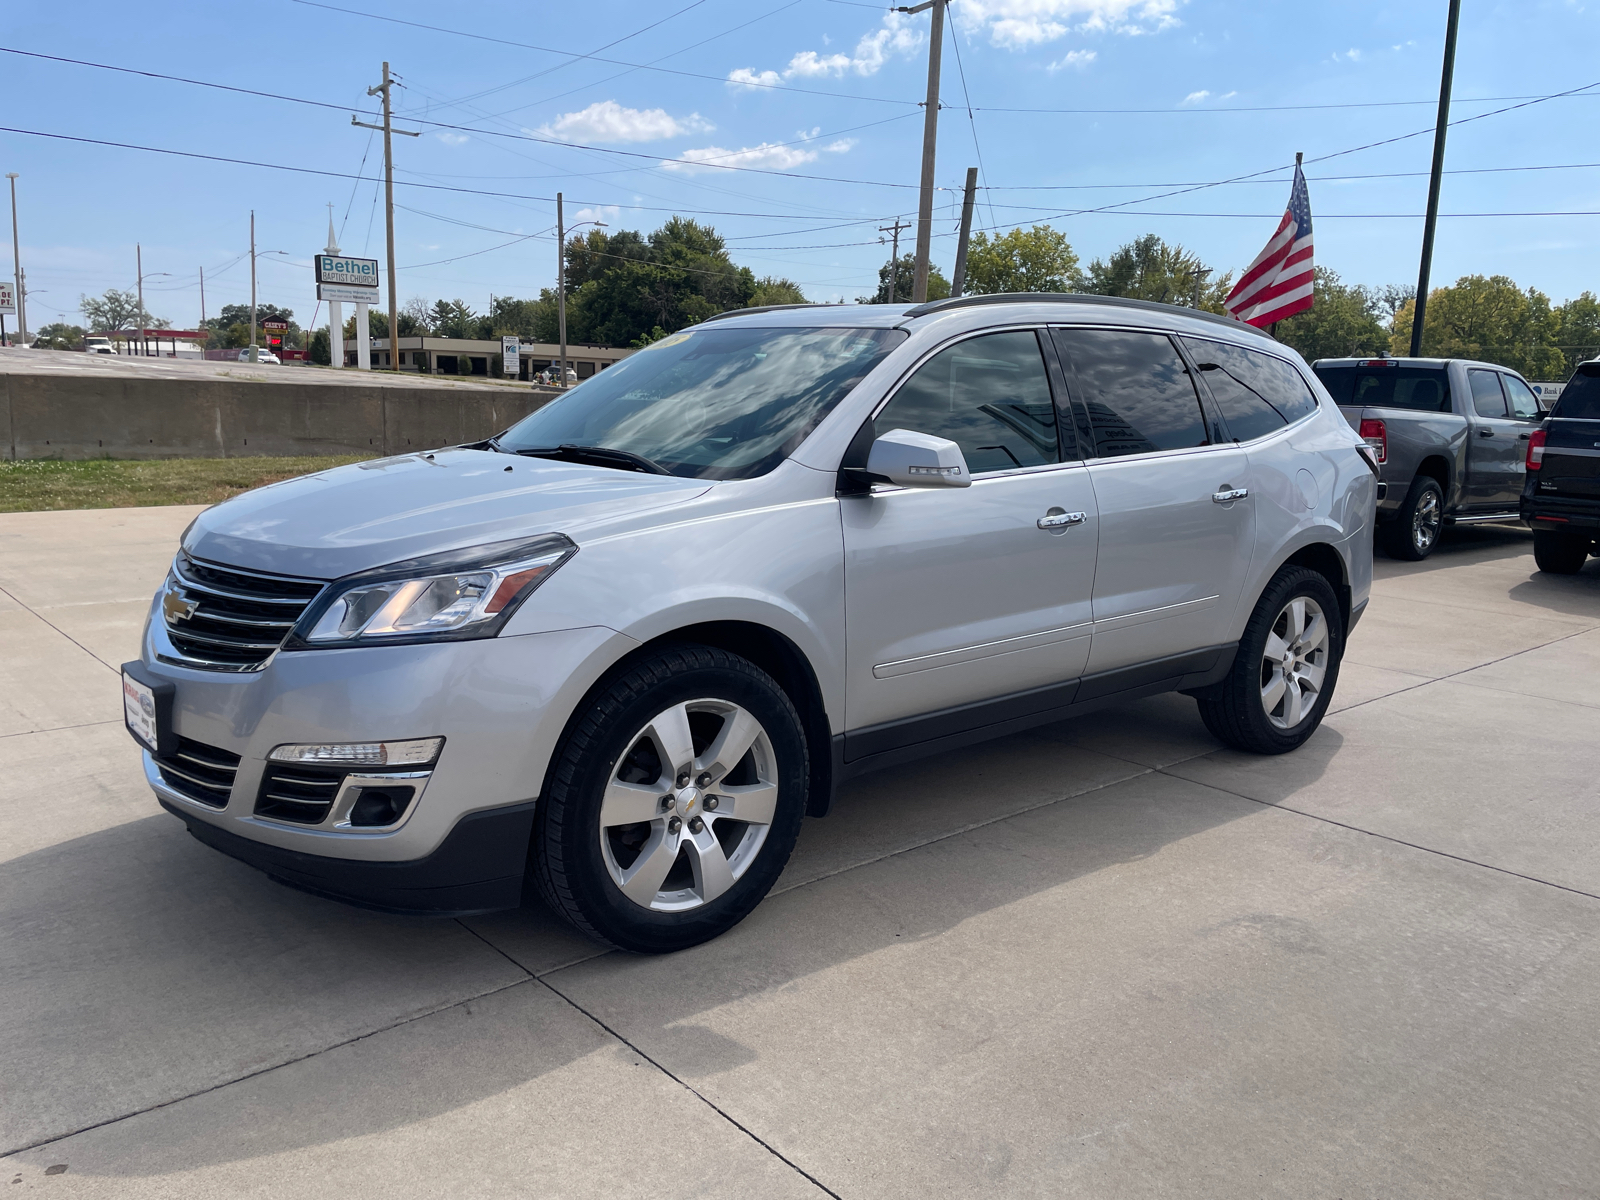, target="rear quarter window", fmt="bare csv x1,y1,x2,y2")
1552,374,1600,420
1185,337,1317,441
